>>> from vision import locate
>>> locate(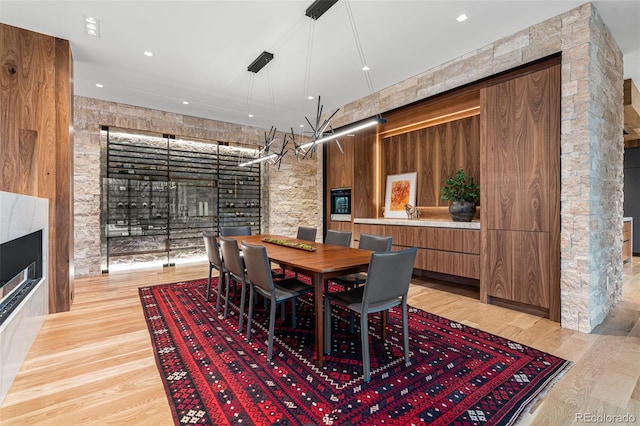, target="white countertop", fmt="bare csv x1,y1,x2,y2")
624,217,633,222
354,217,480,229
